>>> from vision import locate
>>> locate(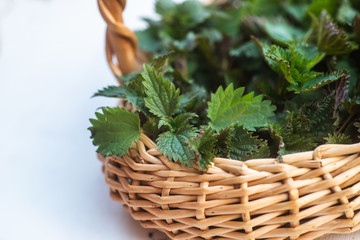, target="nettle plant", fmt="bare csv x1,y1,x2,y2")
90,0,360,169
